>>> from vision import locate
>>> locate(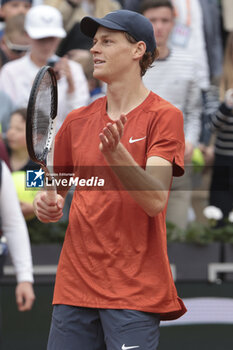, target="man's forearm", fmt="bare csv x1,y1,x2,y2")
102,143,170,217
